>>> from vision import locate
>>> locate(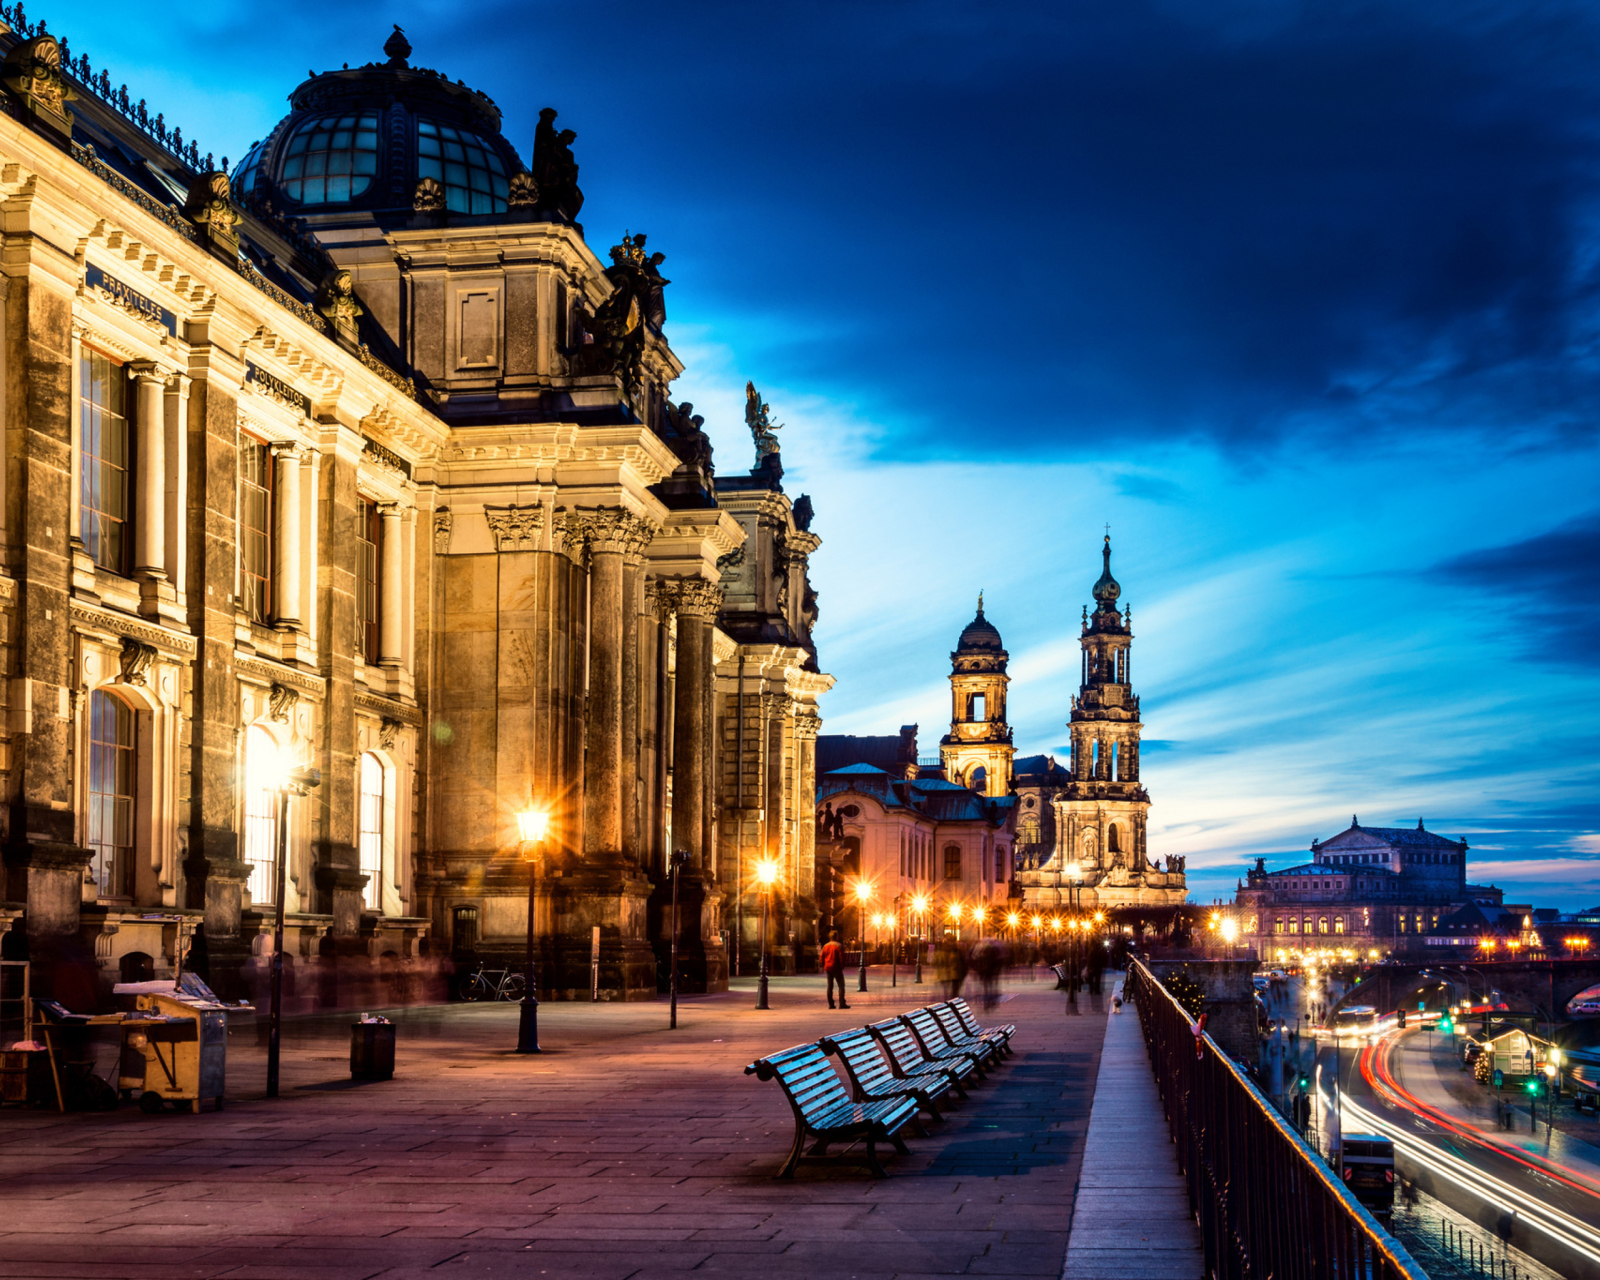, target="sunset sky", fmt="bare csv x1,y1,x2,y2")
62,0,1600,908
